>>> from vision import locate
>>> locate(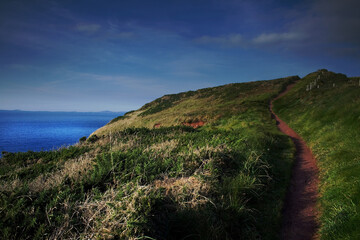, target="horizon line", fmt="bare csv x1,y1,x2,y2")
0,109,127,113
